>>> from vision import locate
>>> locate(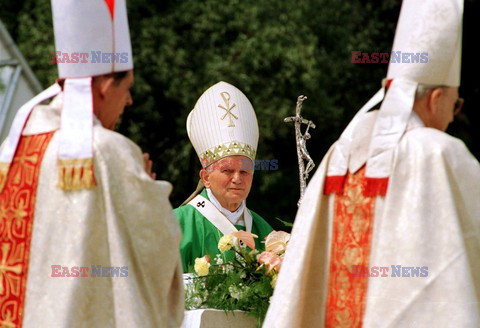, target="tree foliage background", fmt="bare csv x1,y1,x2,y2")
1,0,478,230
